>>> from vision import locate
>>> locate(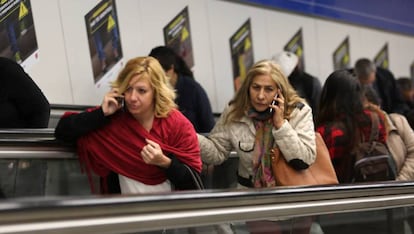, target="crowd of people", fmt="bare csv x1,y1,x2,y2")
2,46,414,233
